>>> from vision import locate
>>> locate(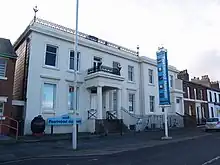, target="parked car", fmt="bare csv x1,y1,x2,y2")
205,117,220,131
